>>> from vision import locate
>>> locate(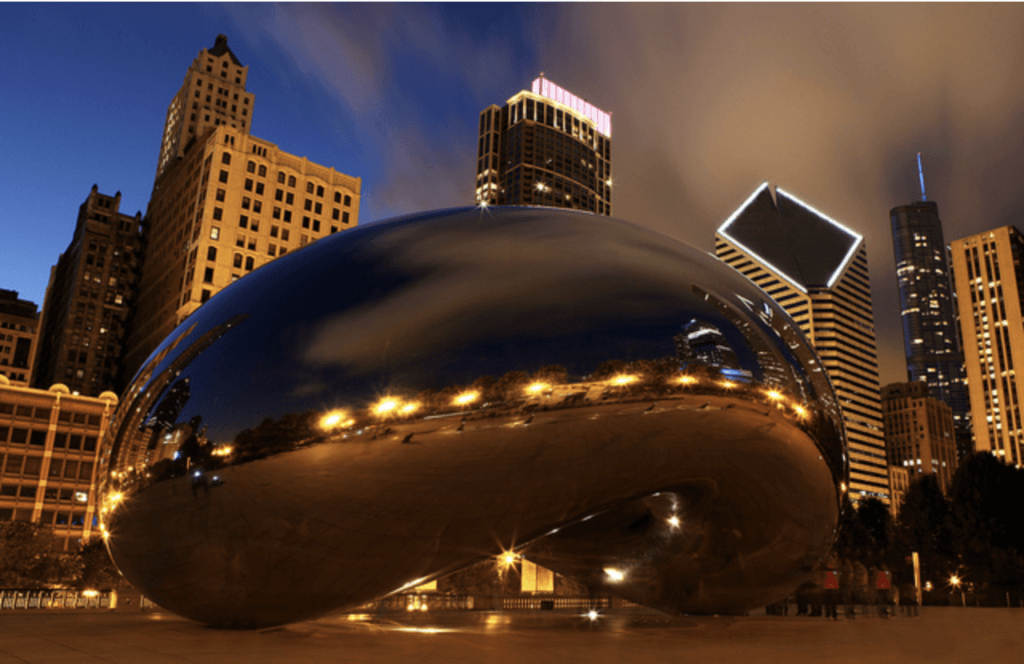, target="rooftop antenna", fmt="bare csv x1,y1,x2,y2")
916,152,927,202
